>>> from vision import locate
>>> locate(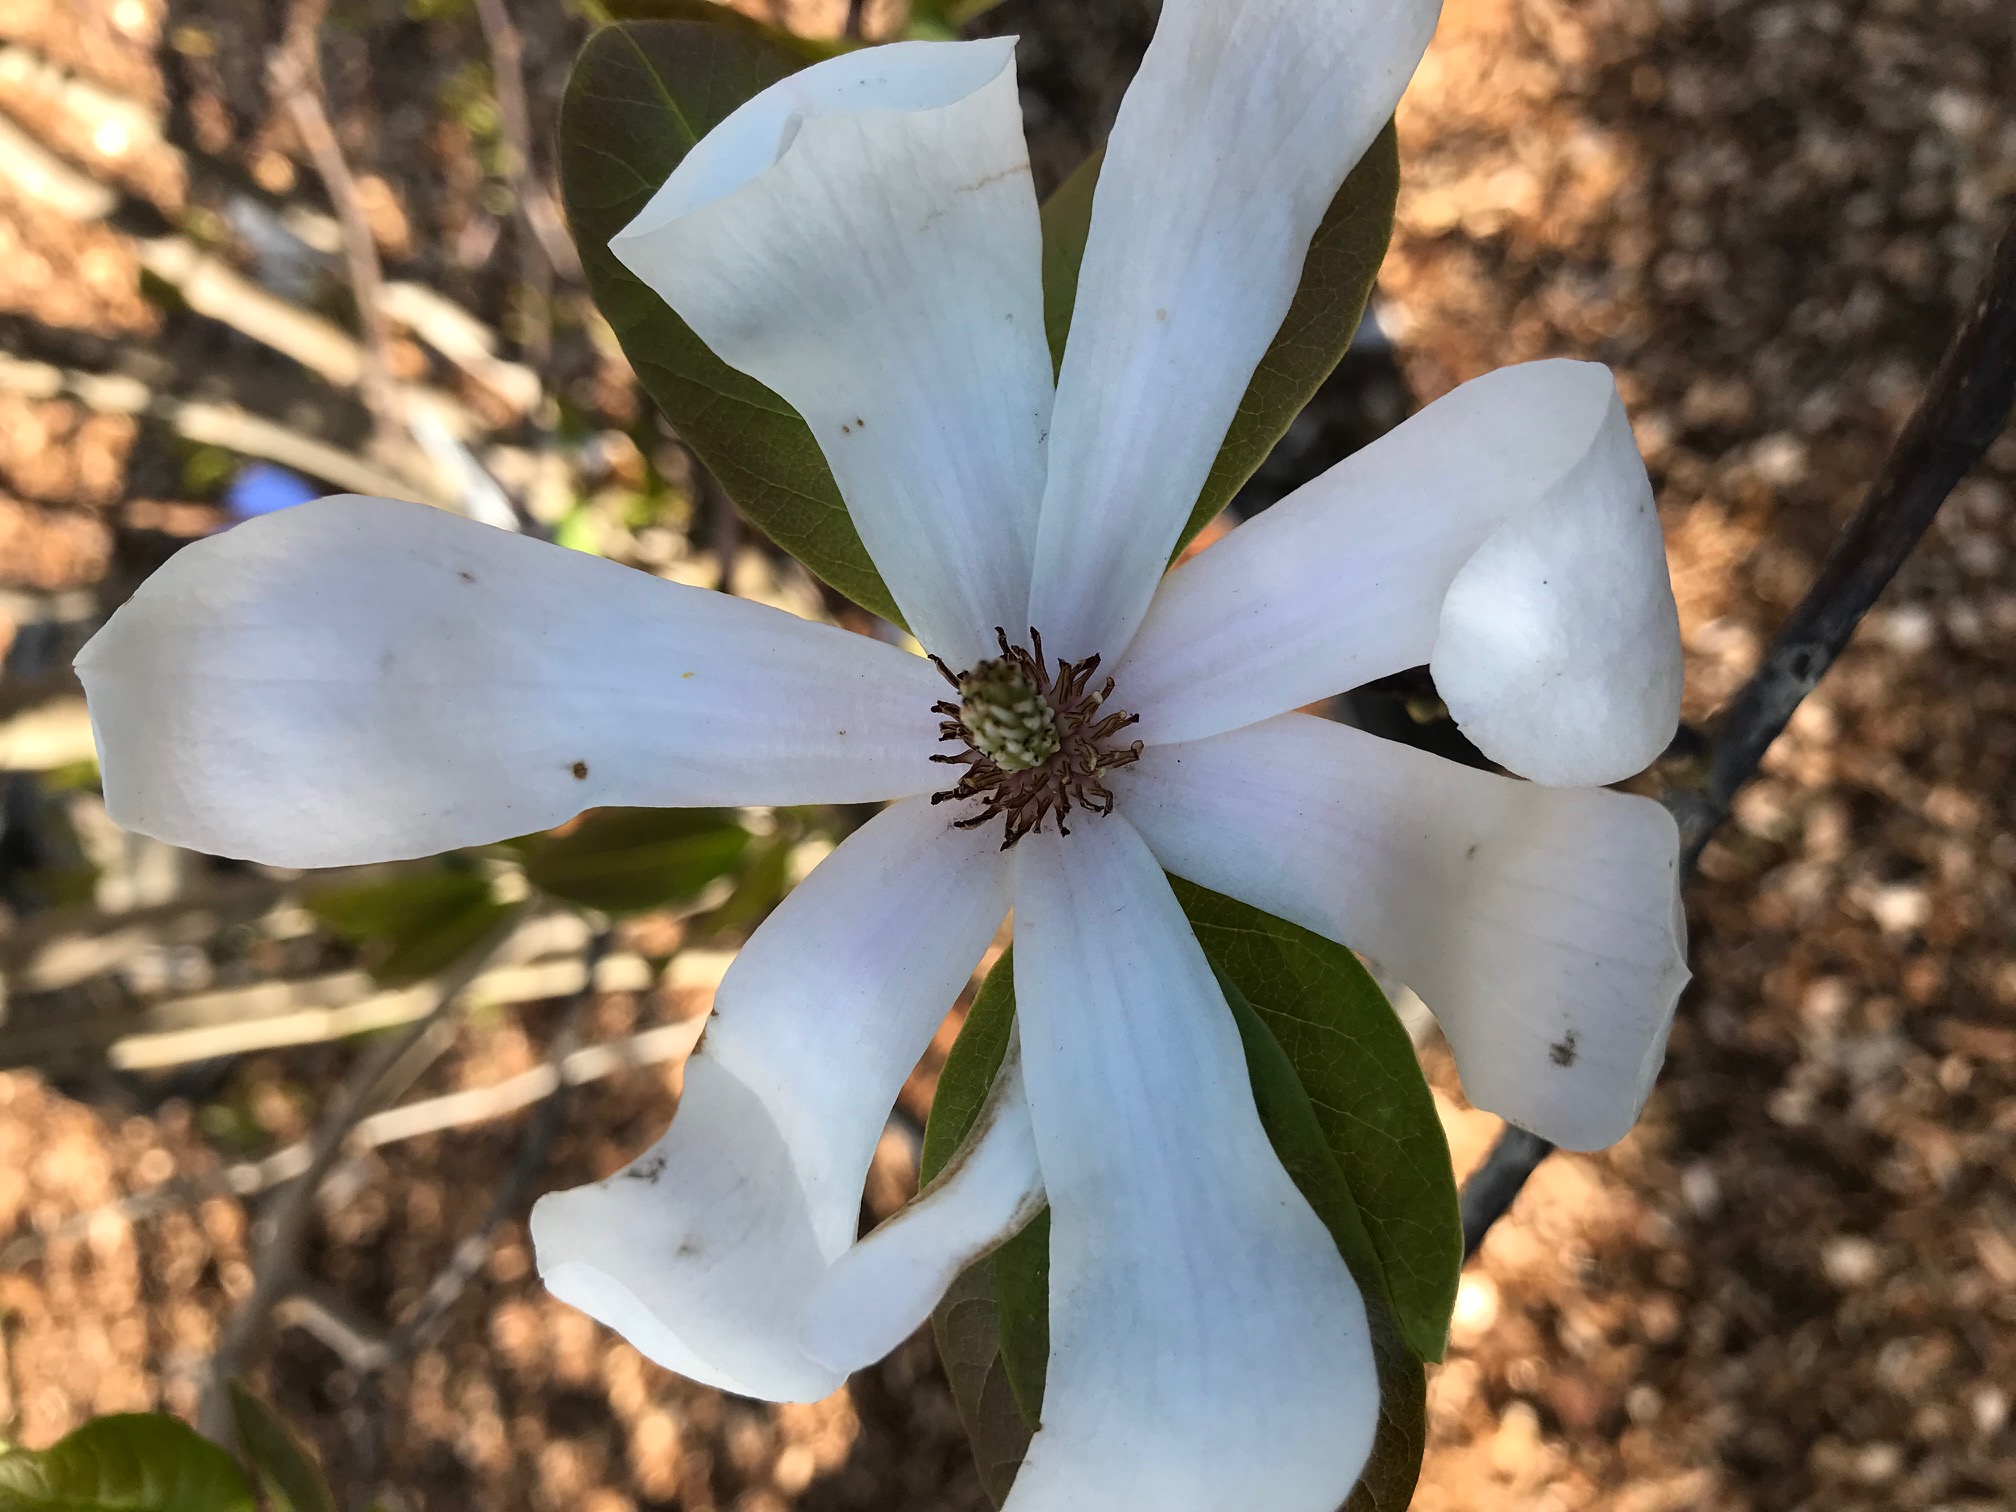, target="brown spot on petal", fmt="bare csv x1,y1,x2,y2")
1550,1030,1580,1068
570,761,589,780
